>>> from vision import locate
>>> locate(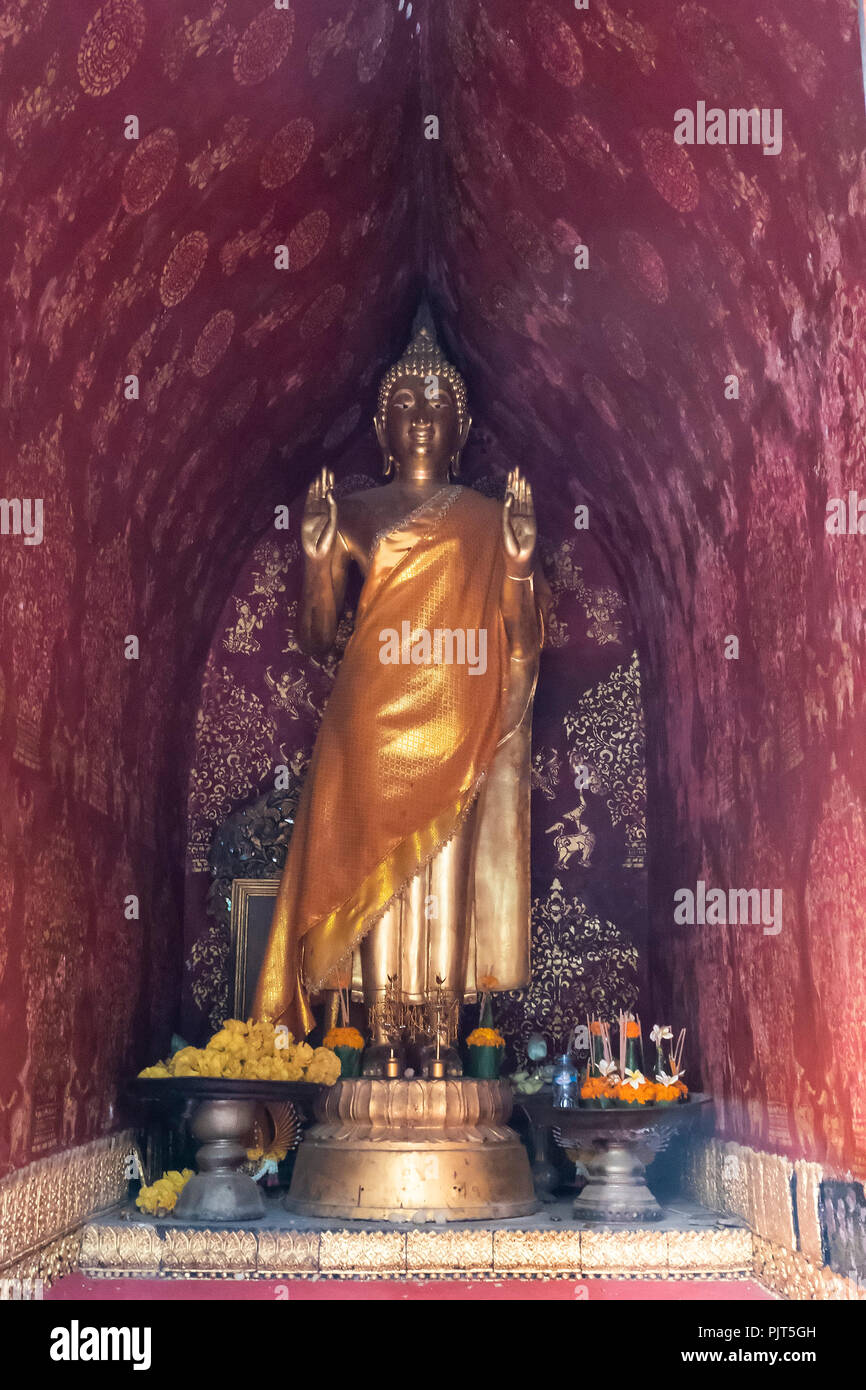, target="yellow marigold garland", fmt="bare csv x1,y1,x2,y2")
135,1169,194,1216
138,1019,341,1086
